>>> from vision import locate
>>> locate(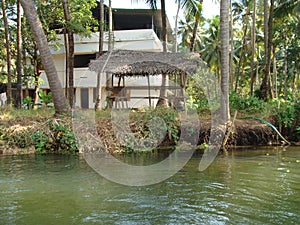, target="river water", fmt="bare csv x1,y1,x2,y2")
0,147,299,225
